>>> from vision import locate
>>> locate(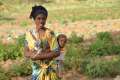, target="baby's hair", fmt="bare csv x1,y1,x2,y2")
29,5,48,20
57,34,67,42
